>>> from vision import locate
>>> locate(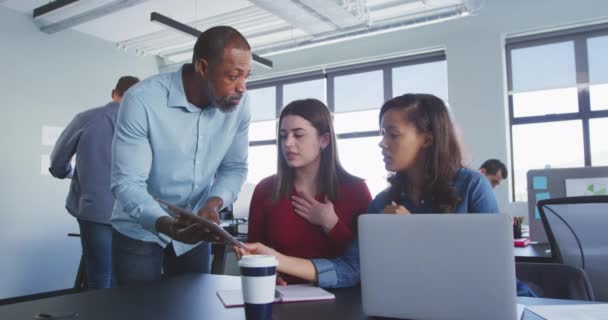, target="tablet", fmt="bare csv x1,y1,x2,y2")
157,199,247,249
